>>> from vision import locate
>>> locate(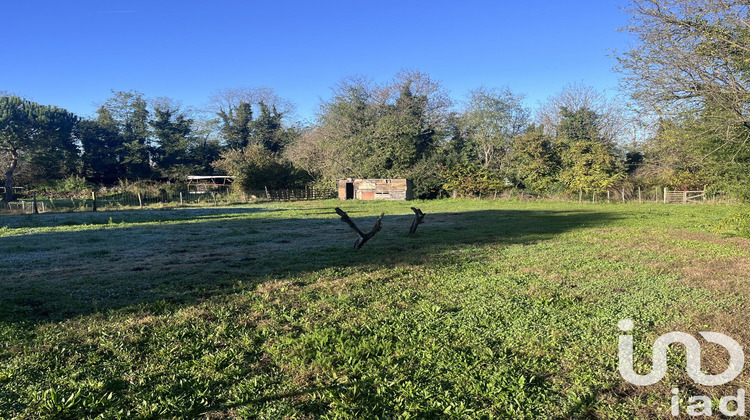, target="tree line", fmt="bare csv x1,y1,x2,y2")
2,0,750,202
0,89,304,201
